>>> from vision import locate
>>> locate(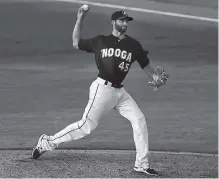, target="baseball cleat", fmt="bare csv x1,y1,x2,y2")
32,134,49,159
134,166,159,176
